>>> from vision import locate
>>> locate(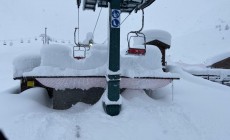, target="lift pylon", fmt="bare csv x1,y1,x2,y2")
81,0,156,116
